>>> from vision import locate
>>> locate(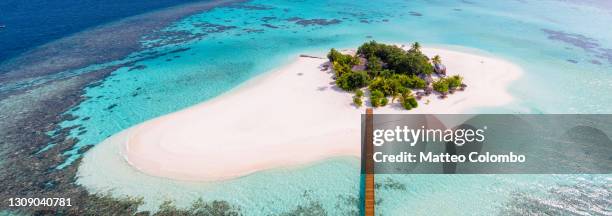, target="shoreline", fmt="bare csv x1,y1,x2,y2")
78,45,523,182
